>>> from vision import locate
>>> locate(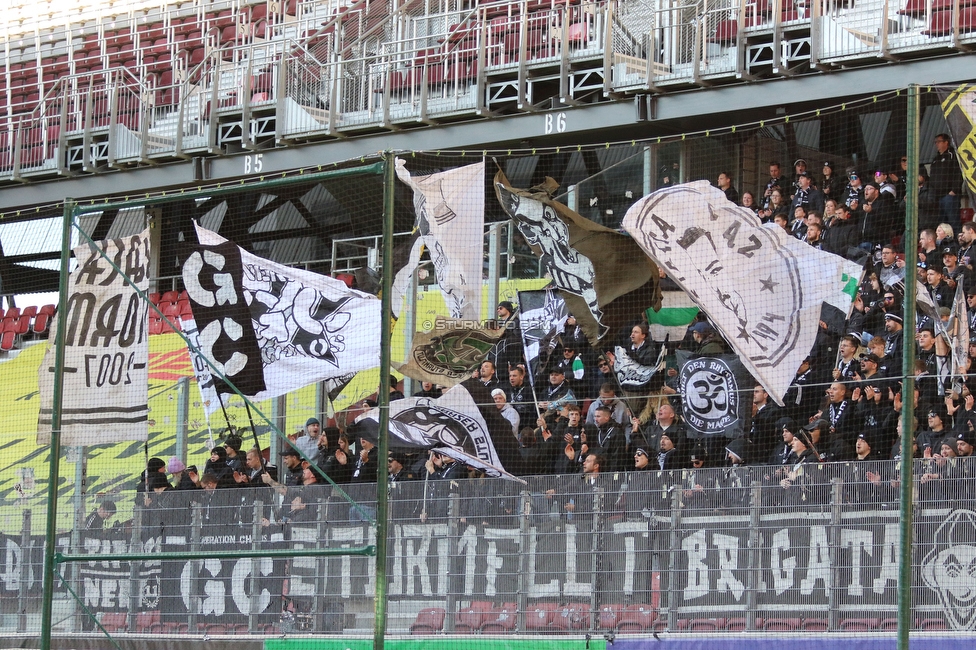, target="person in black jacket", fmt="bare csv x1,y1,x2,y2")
350,437,378,483
930,133,963,232
820,161,845,204
85,500,117,530
749,385,782,464
591,405,629,472
821,204,860,259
